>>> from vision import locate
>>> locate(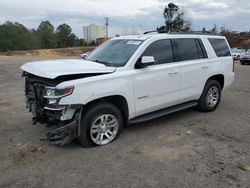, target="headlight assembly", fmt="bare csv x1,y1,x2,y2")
43,86,74,99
